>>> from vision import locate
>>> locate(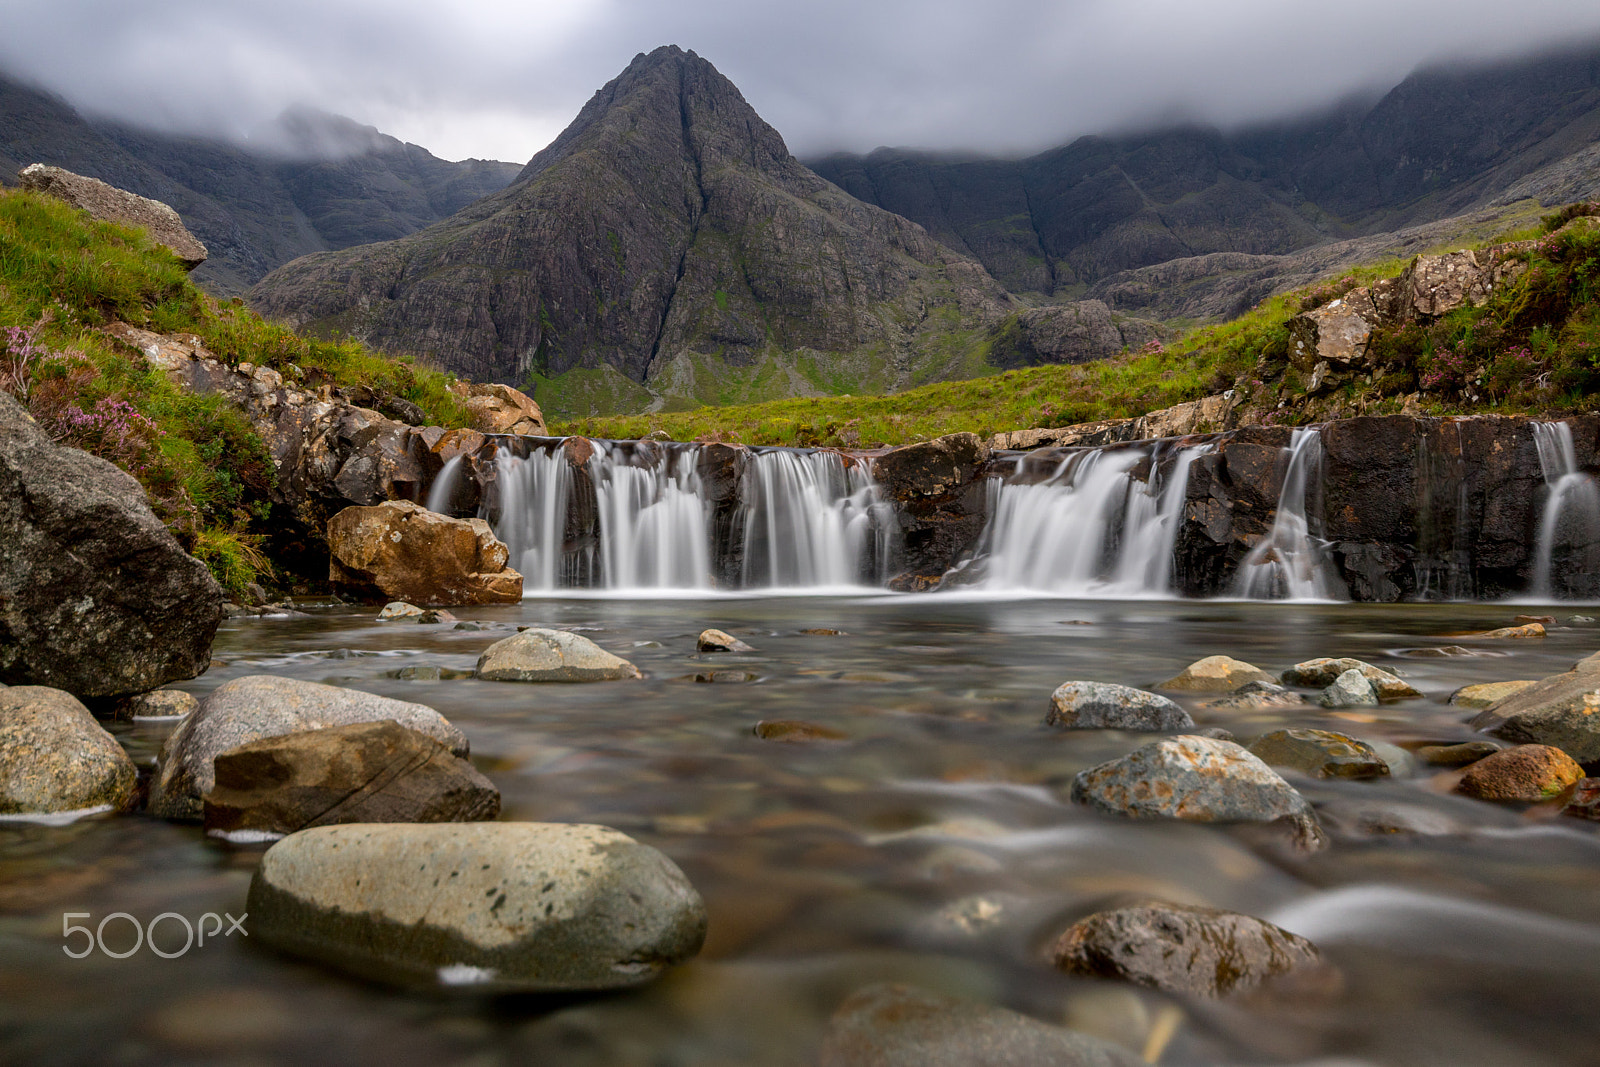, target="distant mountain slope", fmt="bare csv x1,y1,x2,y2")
809,43,1600,297
0,75,521,293
249,46,1014,414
